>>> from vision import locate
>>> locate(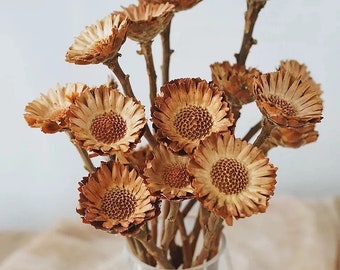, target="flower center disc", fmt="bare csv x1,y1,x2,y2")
268,95,296,116
90,112,127,144
163,163,190,188
210,158,248,194
101,187,136,220
174,105,213,141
